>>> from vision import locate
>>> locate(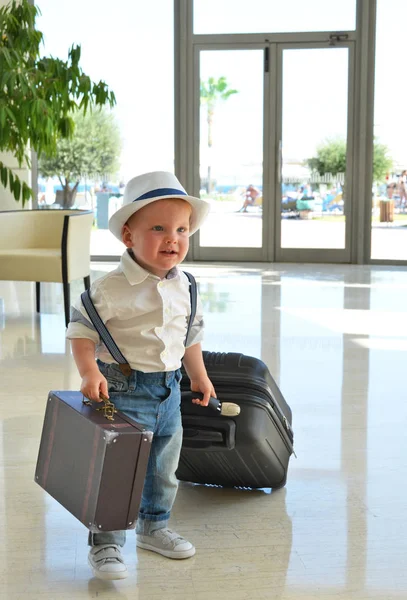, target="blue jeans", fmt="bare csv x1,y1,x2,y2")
88,361,183,547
